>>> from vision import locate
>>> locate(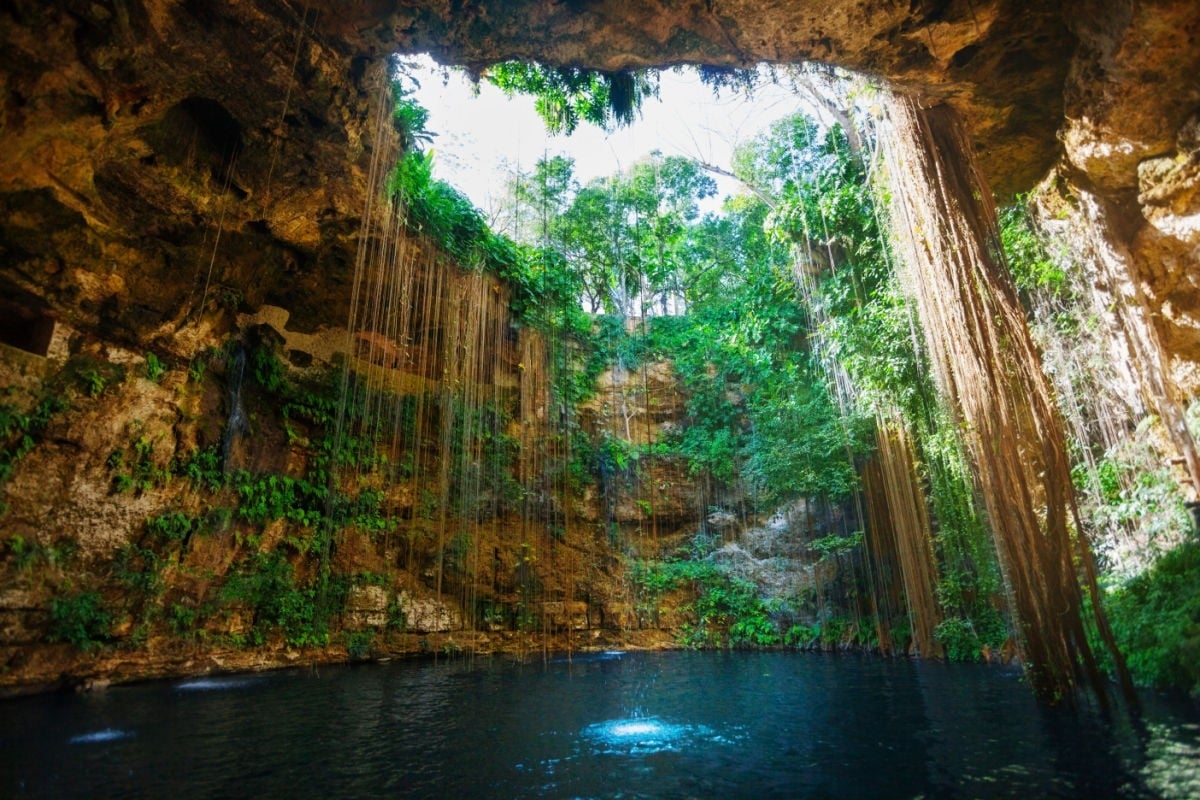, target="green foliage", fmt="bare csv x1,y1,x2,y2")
998,200,1067,295
180,445,223,492
187,354,208,384
65,357,125,399
391,71,434,152
48,590,112,651
167,602,207,639
1099,539,1200,694
1074,447,1191,554
485,62,657,134
144,352,166,382
632,558,783,649
146,511,197,543
345,630,376,661
934,614,1007,662
221,551,339,648
249,341,287,395
385,596,407,631
113,544,164,596
108,434,170,495
808,531,864,560
0,395,67,502
5,534,76,571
